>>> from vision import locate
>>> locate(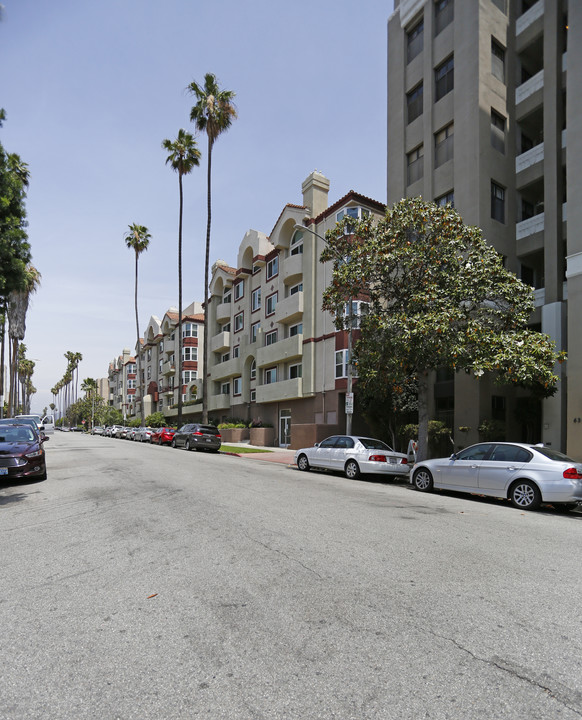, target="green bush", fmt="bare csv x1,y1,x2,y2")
218,422,247,429
145,411,167,428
